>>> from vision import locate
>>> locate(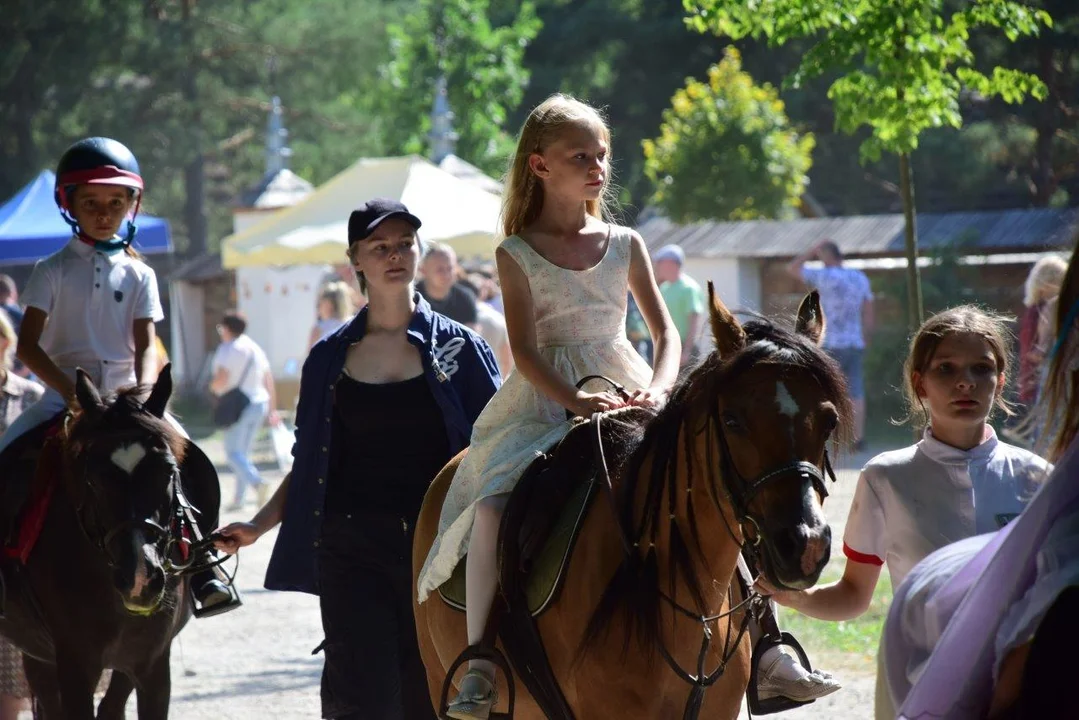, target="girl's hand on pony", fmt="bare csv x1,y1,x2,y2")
572,391,626,417
753,575,803,609
627,386,669,409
